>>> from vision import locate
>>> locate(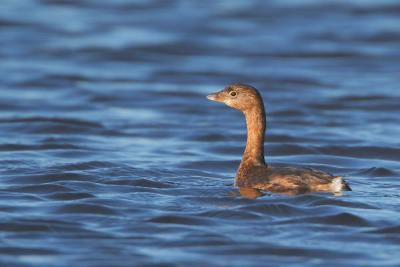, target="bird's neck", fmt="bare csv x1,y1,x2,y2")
239,104,266,169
